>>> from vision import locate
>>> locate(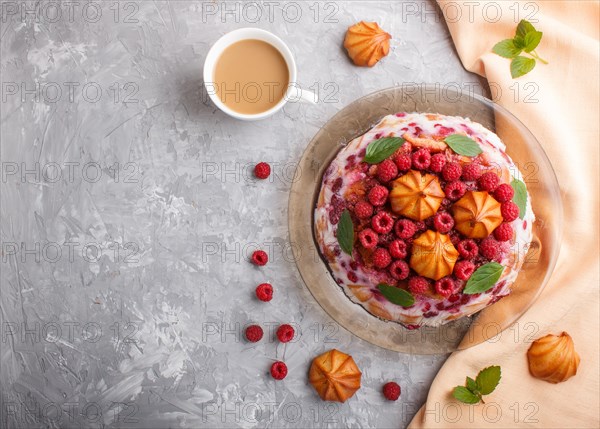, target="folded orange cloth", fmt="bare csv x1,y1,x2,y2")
410,2,599,428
